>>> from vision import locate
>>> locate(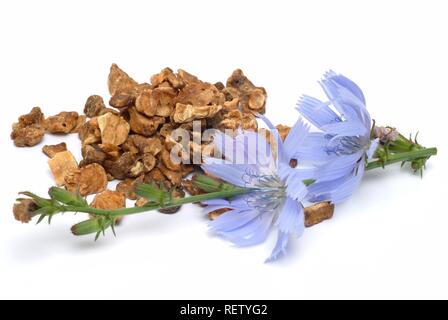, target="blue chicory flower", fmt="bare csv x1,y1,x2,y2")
295,71,379,204
202,122,315,262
